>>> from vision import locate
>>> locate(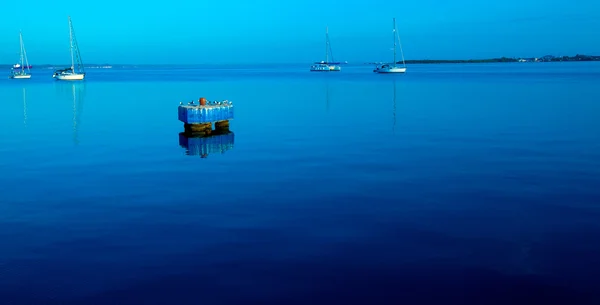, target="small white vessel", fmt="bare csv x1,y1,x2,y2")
54,72,85,80
374,18,407,74
11,74,32,79
374,65,406,73
9,31,31,79
53,16,85,81
311,61,341,72
310,26,341,72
